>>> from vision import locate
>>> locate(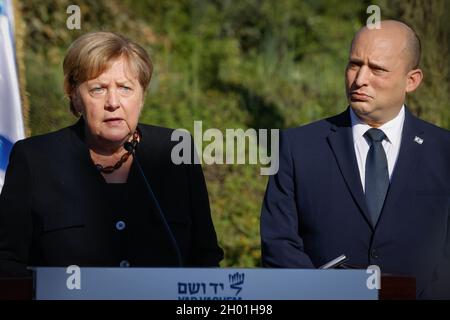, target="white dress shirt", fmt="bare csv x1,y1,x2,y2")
350,106,405,193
